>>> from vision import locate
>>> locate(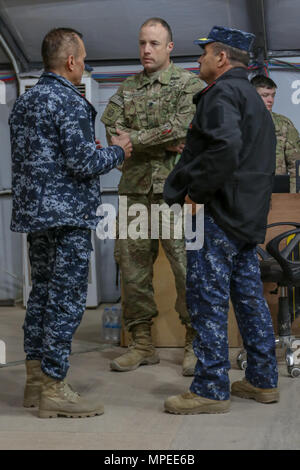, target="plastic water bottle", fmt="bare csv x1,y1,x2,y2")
110,305,122,344
102,307,113,343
